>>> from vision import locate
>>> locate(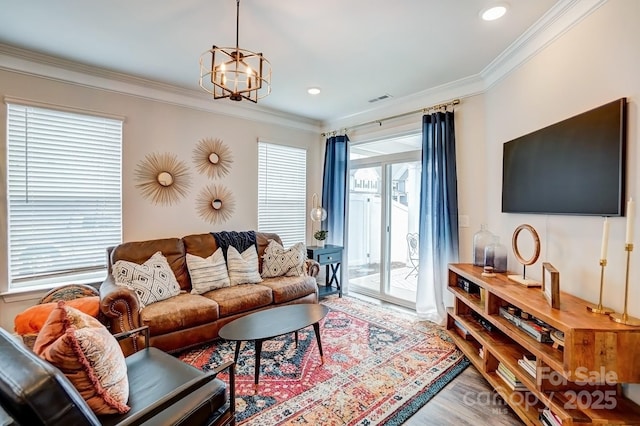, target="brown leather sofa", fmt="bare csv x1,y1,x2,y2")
100,232,319,354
